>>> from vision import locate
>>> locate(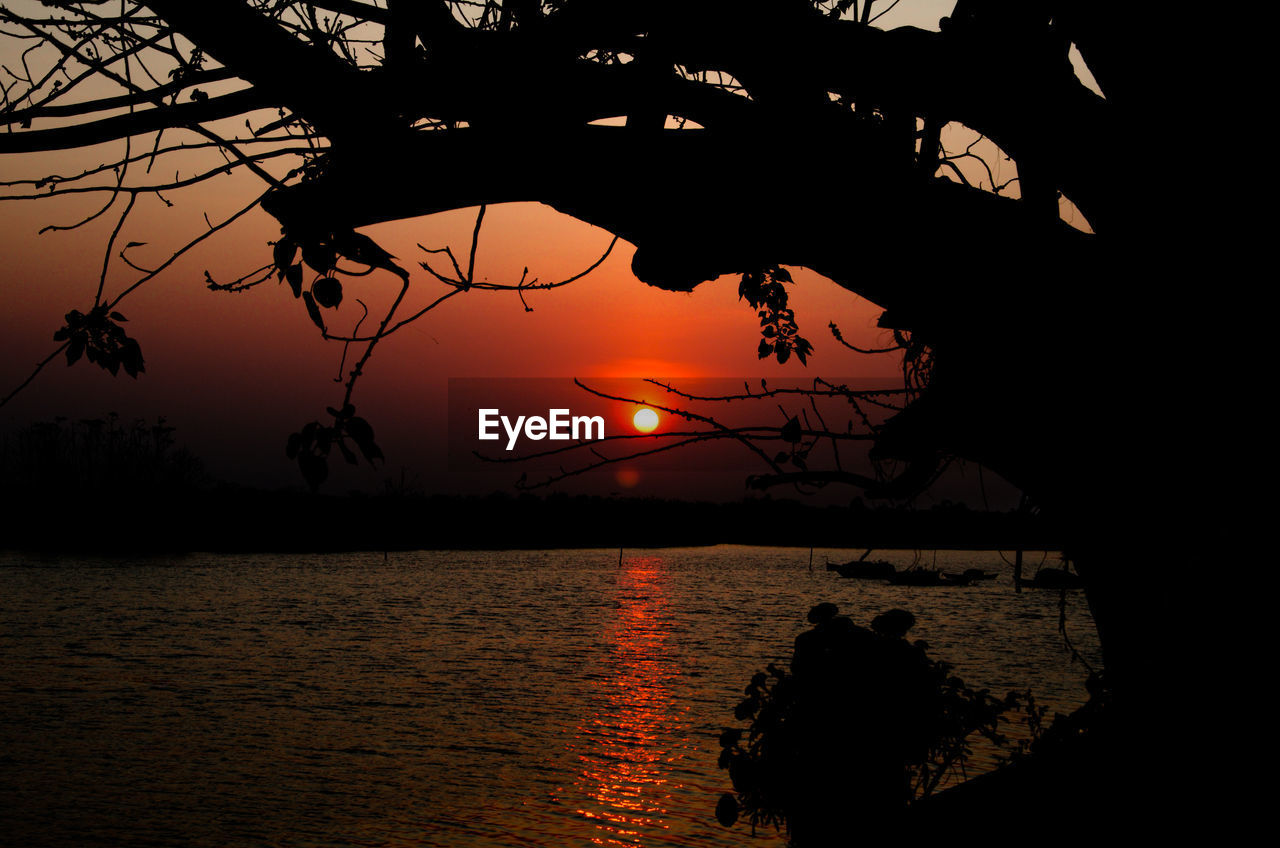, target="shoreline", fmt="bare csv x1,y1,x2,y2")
4,488,1058,554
